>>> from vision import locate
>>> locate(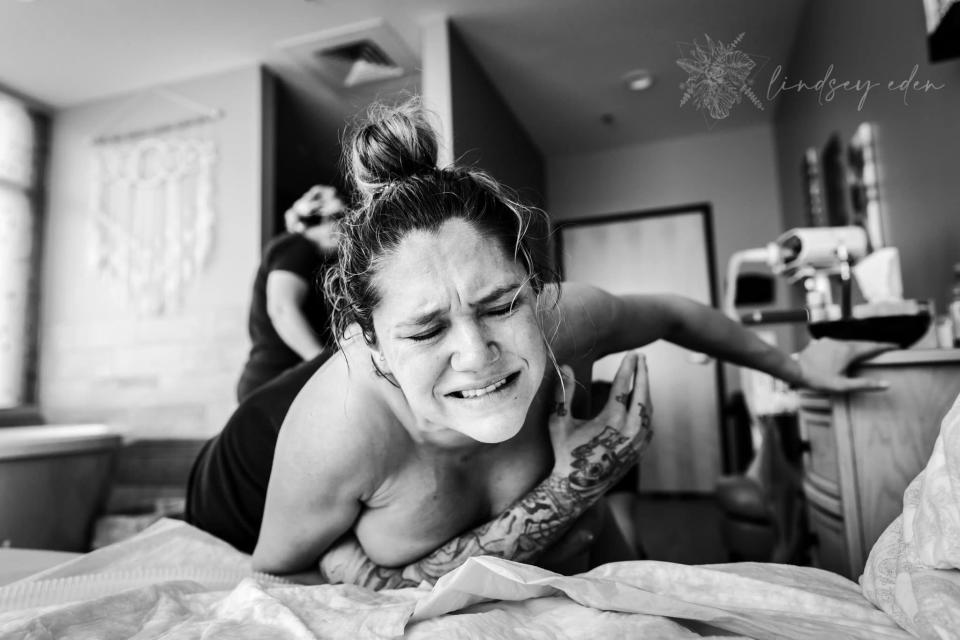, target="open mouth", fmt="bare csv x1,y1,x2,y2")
447,371,521,400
